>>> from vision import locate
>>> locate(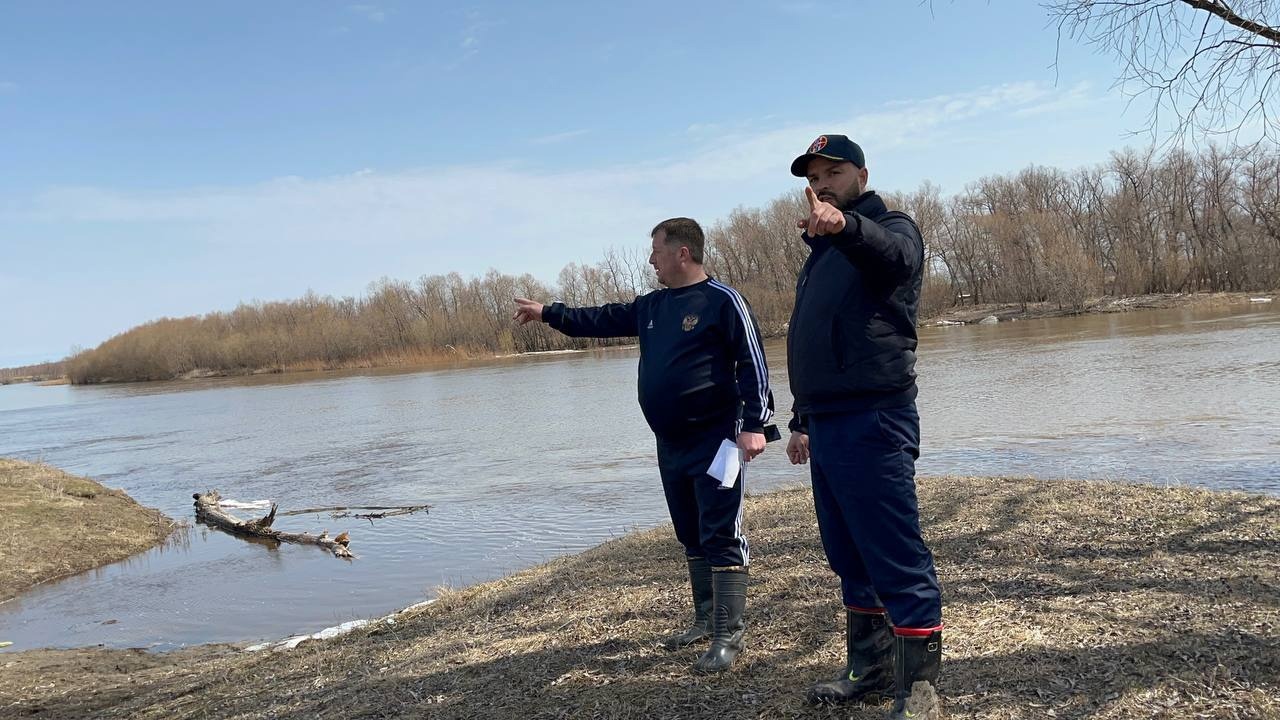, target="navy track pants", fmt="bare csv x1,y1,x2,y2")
808,404,941,629
657,429,749,568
